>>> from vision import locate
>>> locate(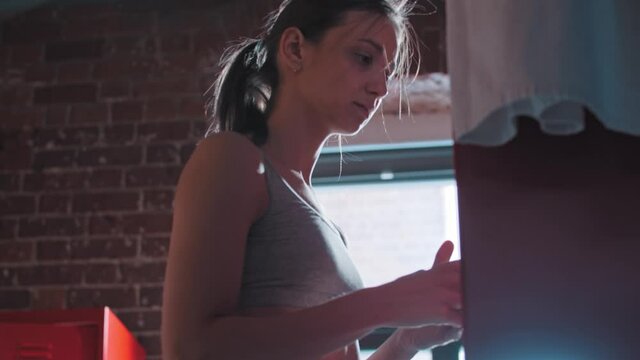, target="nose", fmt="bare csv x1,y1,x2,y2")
366,70,389,99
